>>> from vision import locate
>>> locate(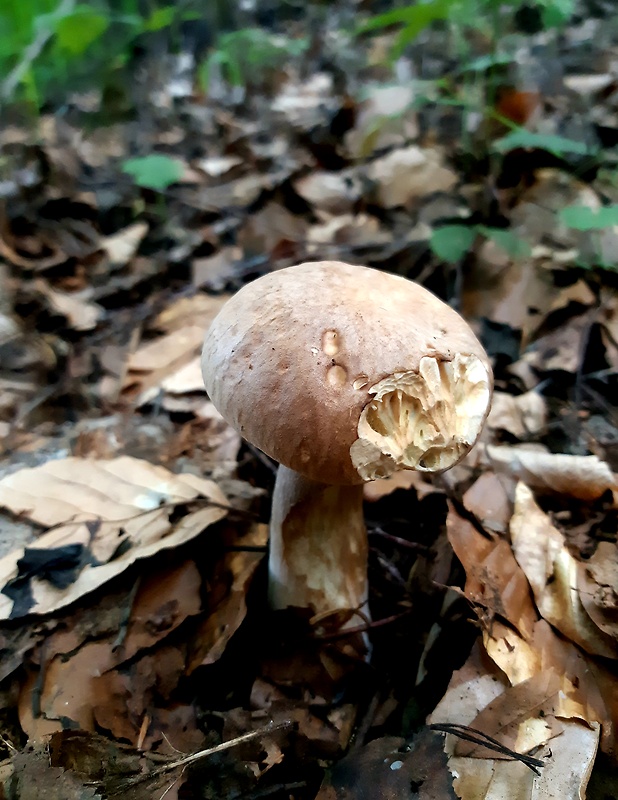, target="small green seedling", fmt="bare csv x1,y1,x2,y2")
121,154,184,191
